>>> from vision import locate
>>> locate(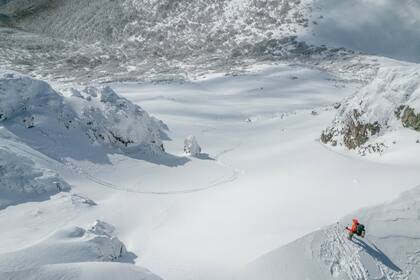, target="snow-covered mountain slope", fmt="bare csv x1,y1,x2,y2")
4,0,420,64
321,63,420,155
1,0,308,50
0,147,70,209
239,184,420,280
0,220,162,280
0,70,166,161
